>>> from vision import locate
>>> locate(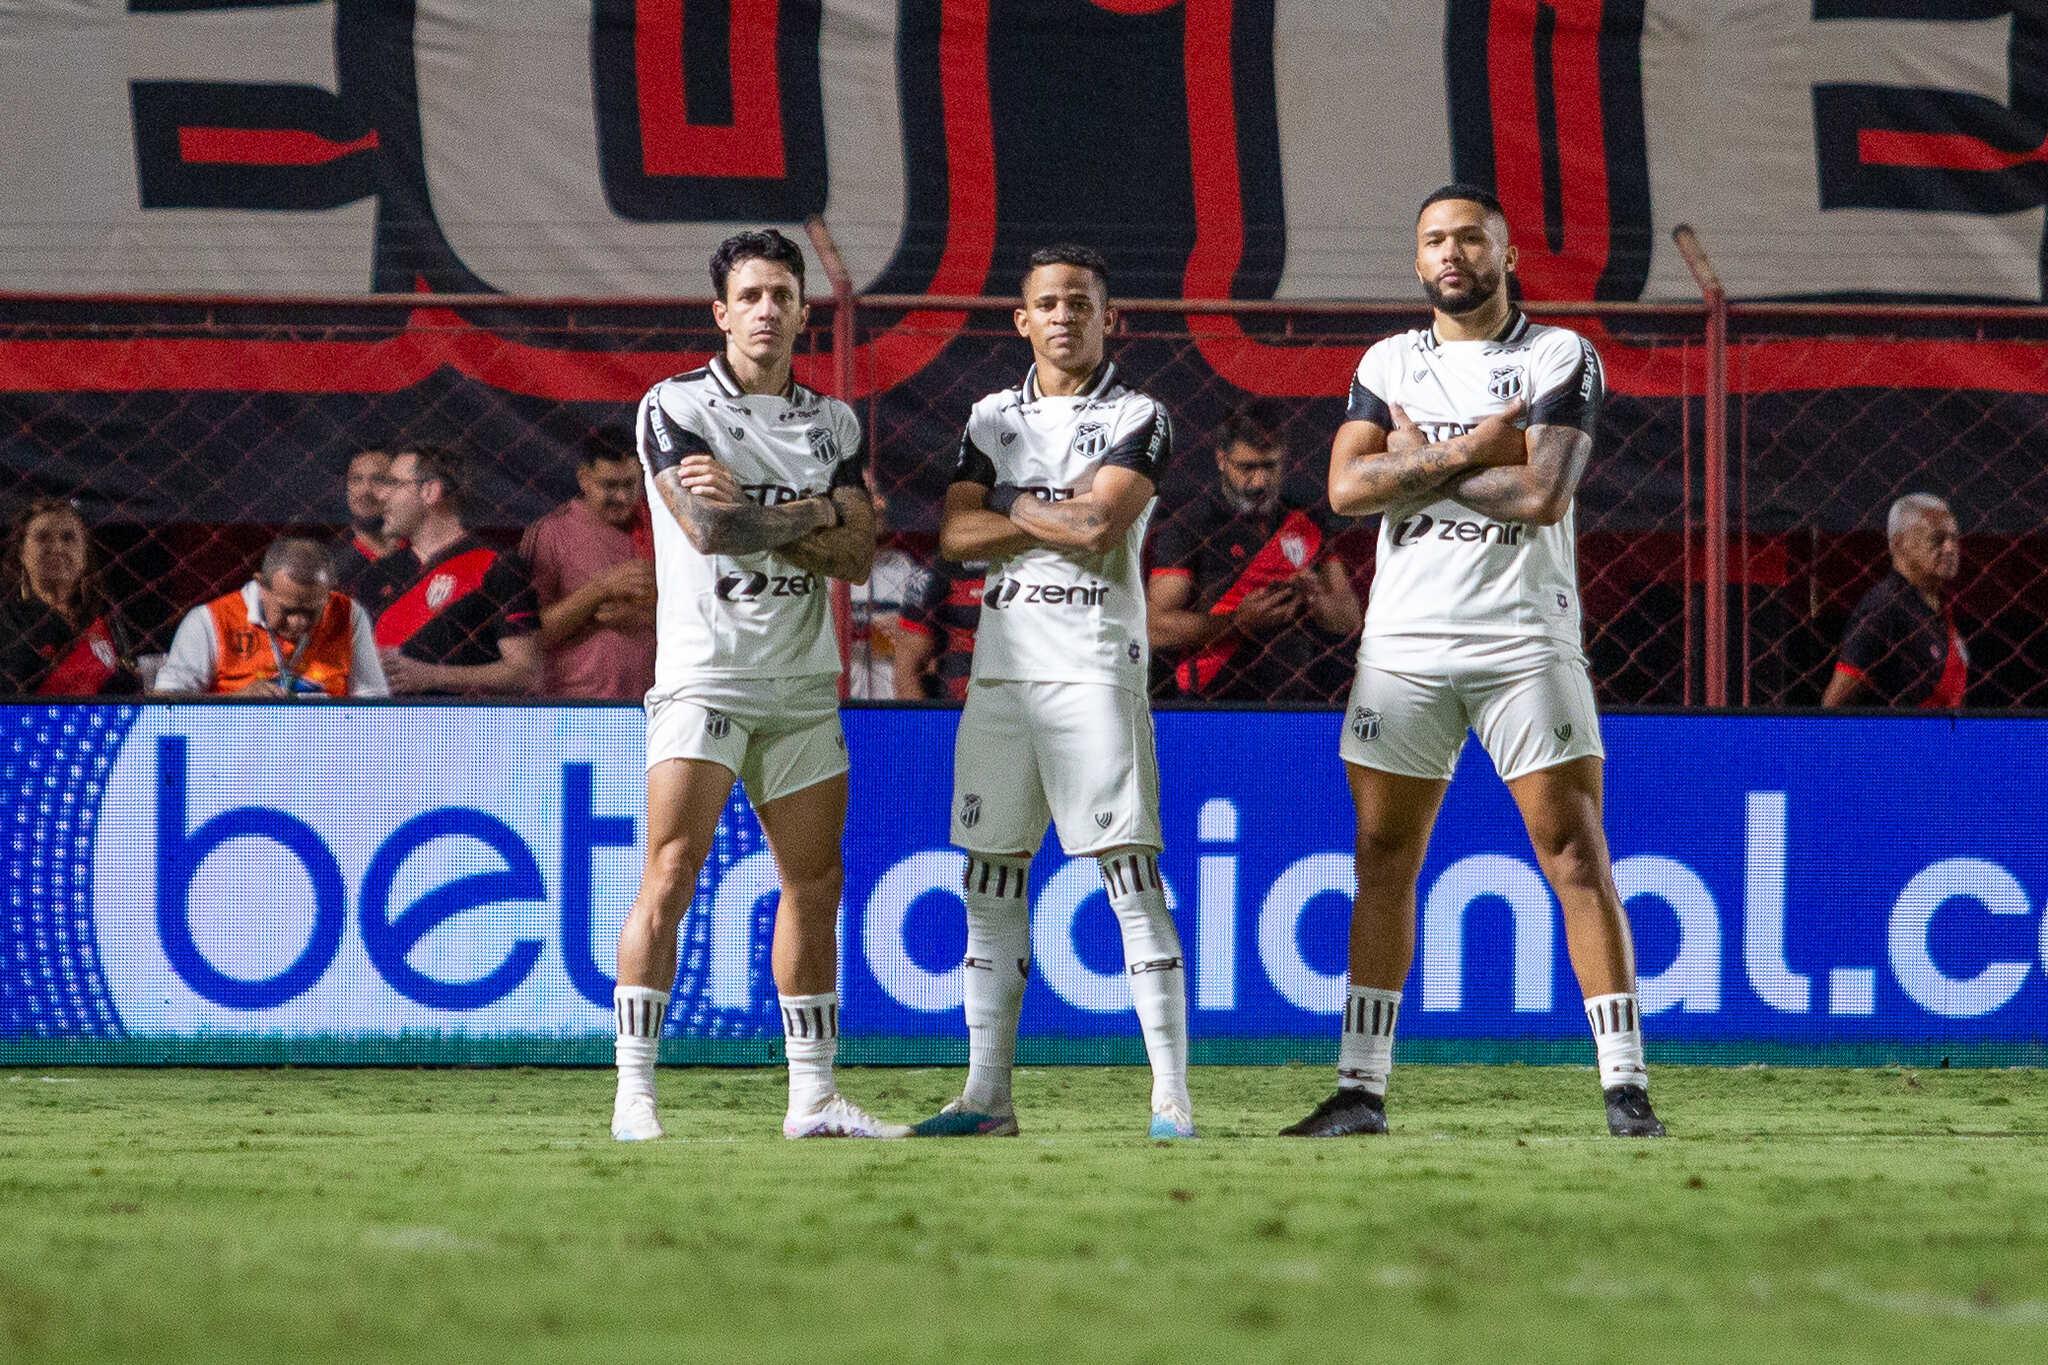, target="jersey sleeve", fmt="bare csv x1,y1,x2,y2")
637,384,715,476
1527,333,1605,434
826,404,868,492
1836,584,1894,679
952,412,999,486
484,553,541,641
1345,344,1394,427
1102,401,1171,481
